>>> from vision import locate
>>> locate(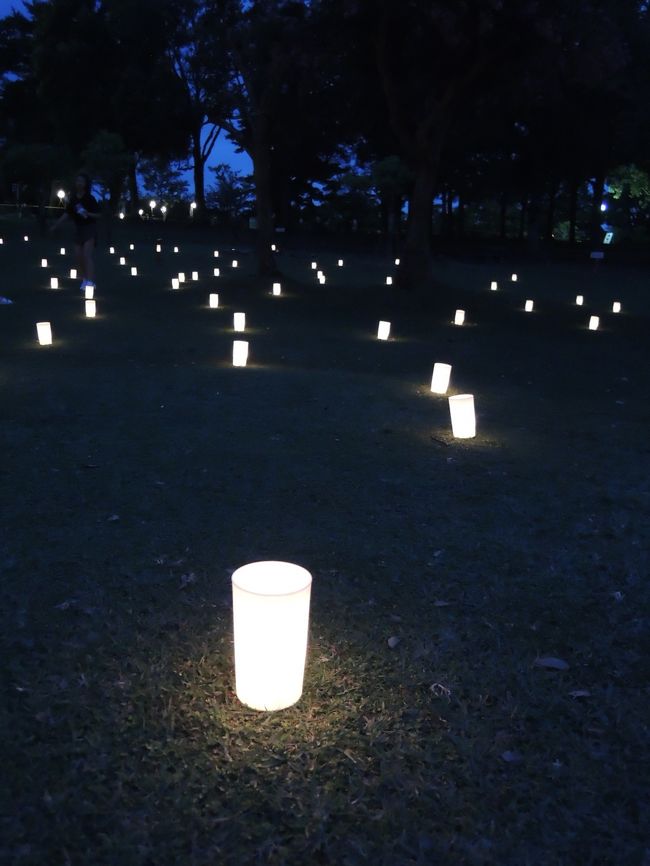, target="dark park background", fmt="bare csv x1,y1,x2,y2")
0,2,649,865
